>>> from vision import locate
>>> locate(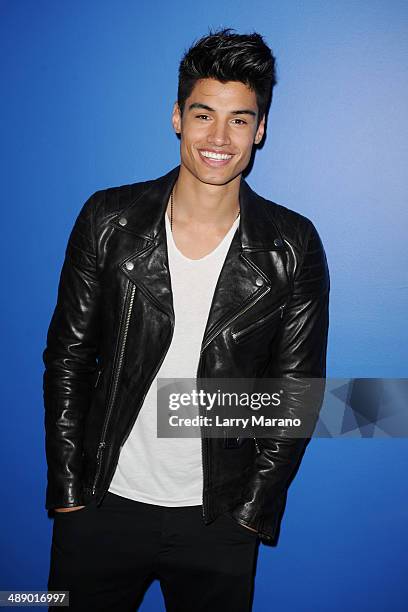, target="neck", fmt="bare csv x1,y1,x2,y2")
169,164,241,228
